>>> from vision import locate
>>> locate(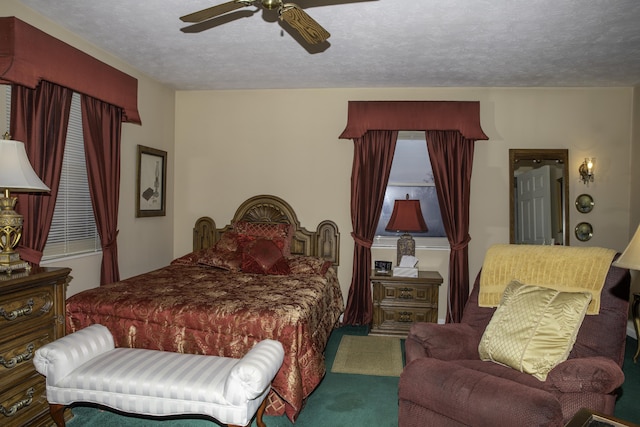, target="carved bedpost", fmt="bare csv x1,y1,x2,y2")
316,220,339,267
193,217,216,251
